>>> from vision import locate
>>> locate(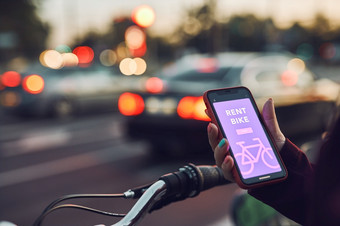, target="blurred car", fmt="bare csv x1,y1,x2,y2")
117,51,339,155
0,64,126,118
